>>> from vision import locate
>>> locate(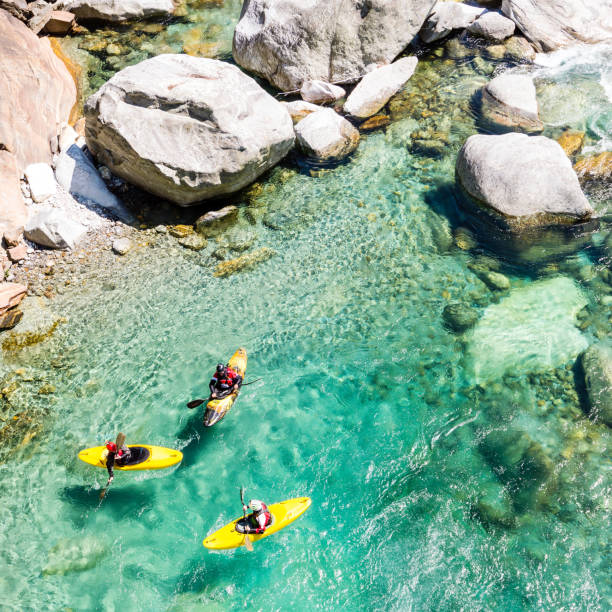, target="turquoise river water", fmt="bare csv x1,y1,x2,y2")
0,5,611,611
